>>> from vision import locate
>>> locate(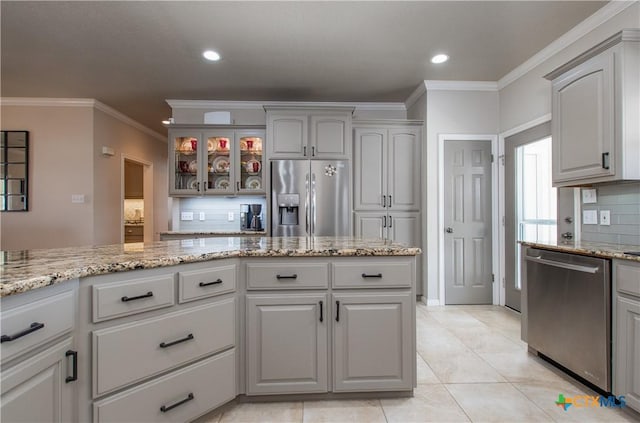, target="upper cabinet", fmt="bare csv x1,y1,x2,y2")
168,125,265,196
353,122,422,211
545,29,640,187
266,108,353,159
